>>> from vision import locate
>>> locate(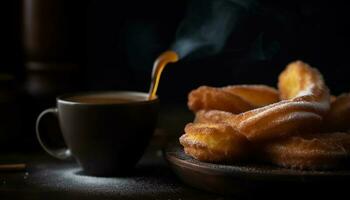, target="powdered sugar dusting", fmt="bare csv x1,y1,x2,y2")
296,83,314,97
